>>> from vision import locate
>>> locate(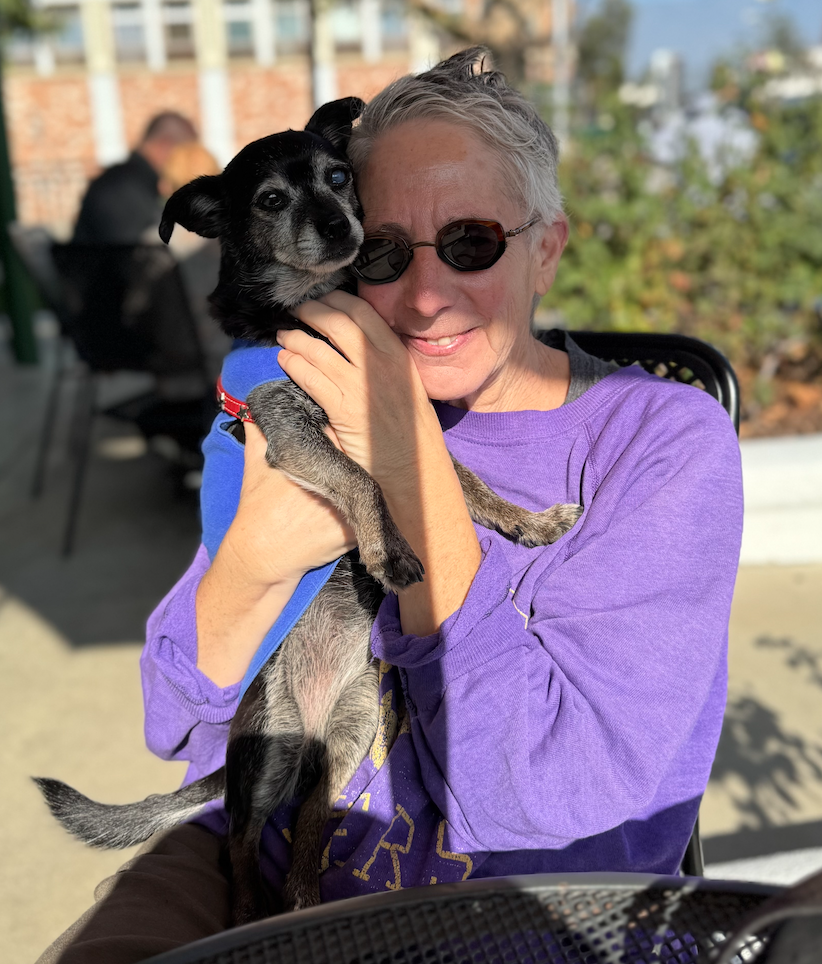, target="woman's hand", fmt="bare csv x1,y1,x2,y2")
195,422,356,686
276,291,440,501
277,291,483,637
221,420,357,589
